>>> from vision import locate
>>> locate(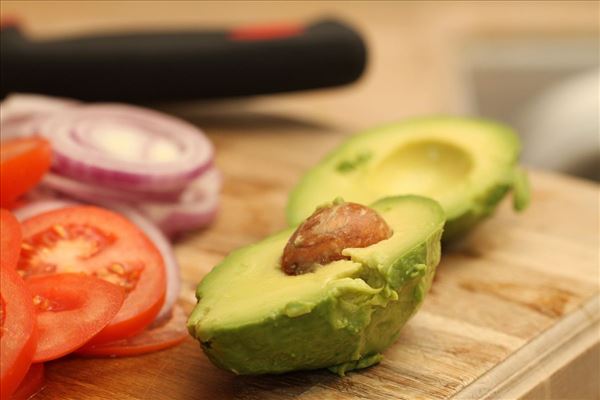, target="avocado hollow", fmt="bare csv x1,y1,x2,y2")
286,117,530,241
